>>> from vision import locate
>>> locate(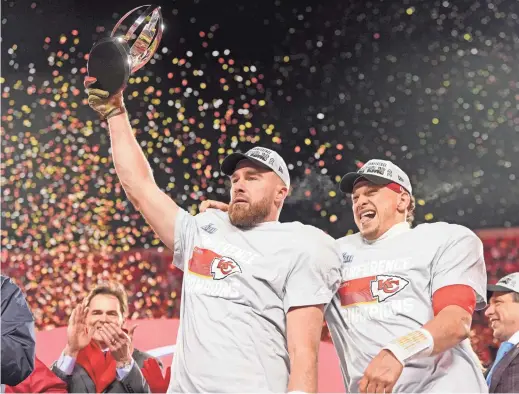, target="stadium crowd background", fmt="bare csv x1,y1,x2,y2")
2,0,518,371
